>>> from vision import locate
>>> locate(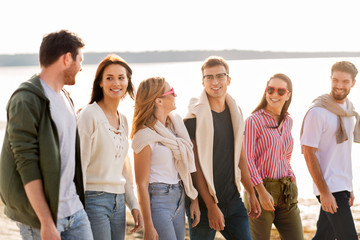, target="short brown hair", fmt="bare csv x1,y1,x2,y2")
331,61,358,81
39,30,85,67
201,56,229,75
